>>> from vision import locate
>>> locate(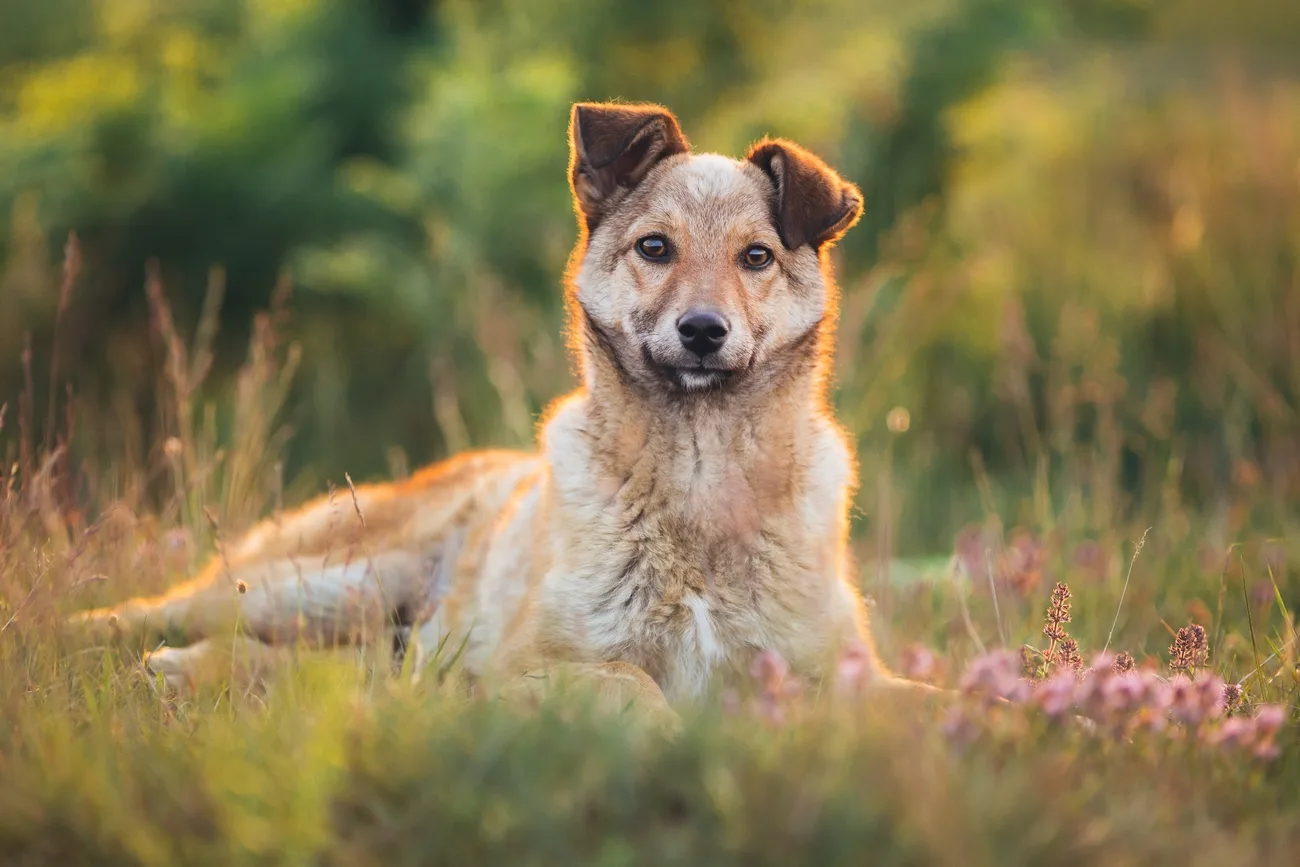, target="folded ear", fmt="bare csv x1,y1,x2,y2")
746,138,863,252
569,102,690,232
